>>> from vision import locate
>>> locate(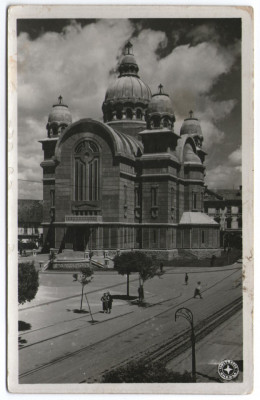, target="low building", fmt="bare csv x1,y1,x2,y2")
18,199,43,246
204,187,242,248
